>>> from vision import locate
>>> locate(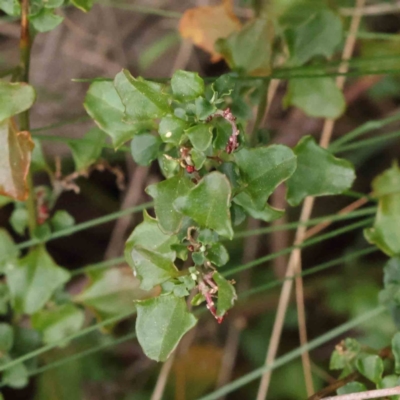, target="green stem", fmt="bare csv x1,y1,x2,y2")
19,0,37,235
